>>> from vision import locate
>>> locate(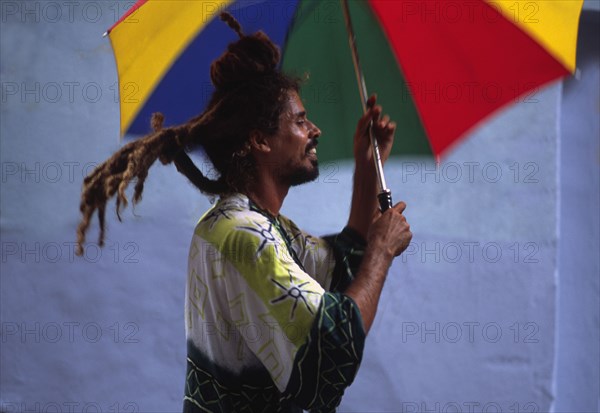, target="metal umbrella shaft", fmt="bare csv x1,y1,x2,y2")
340,0,392,212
